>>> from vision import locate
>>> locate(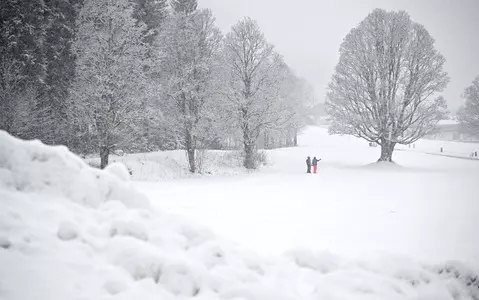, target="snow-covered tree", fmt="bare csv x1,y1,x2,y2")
326,9,449,162
0,0,47,89
222,17,290,169
277,69,316,147
158,9,223,173
131,0,168,45
0,57,43,139
457,76,479,137
170,0,197,15
70,0,150,168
